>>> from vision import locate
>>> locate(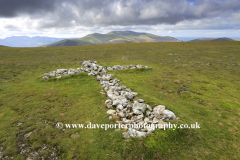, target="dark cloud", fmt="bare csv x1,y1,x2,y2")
0,0,59,17
4,24,18,29
1,0,240,29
